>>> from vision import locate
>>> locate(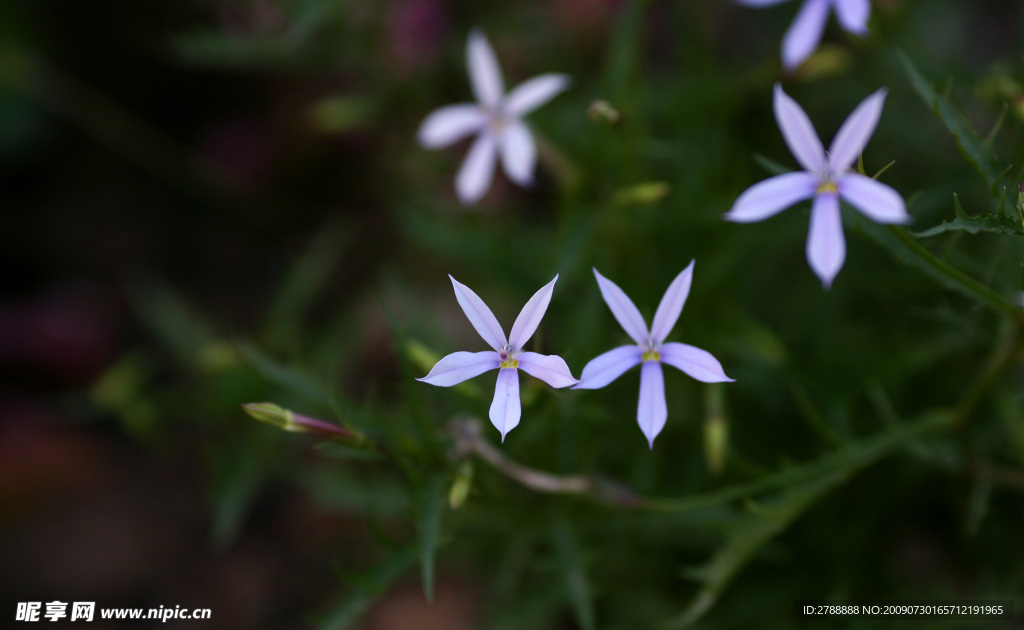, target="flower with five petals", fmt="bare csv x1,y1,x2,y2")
574,262,733,448
738,0,870,71
417,29,570,205
725,84,909,287
418,275,577,441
